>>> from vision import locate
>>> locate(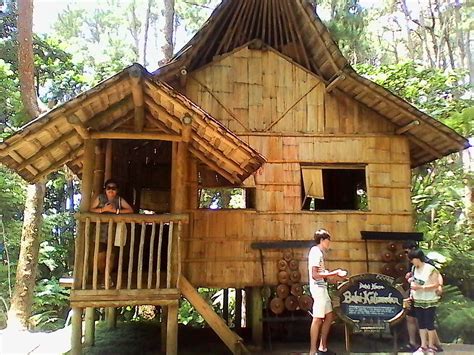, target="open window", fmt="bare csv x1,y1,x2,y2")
197,164,256,209
301,165,368,211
